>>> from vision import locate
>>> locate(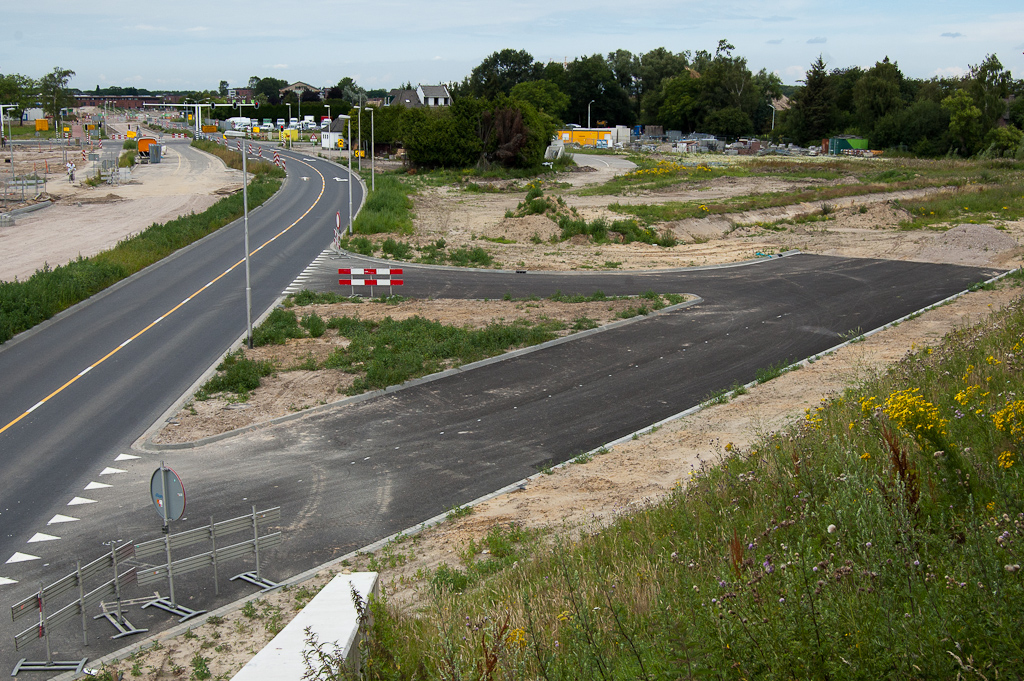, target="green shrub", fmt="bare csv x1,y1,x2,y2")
300,312,327,338
448,246,493,267
196,350,274,398
252,308,305,346
381,238,415,259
